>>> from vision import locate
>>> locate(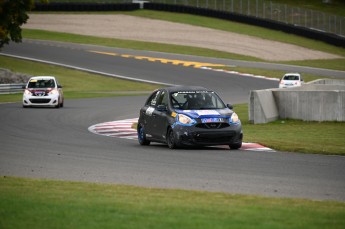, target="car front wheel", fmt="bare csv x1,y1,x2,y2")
167,128,178,149
138,124,150,146
229,142,242,150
